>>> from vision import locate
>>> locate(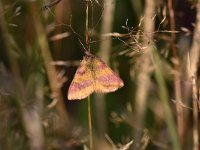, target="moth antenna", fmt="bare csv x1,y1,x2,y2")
78,38,91,55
